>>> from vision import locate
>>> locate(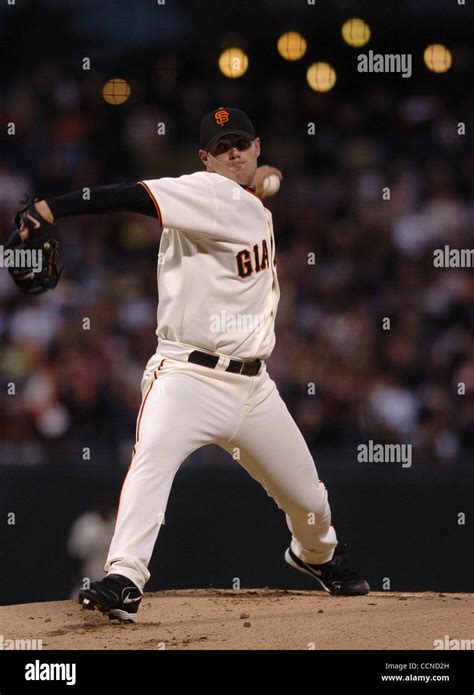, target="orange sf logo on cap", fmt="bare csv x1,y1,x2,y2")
214,107,229,127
